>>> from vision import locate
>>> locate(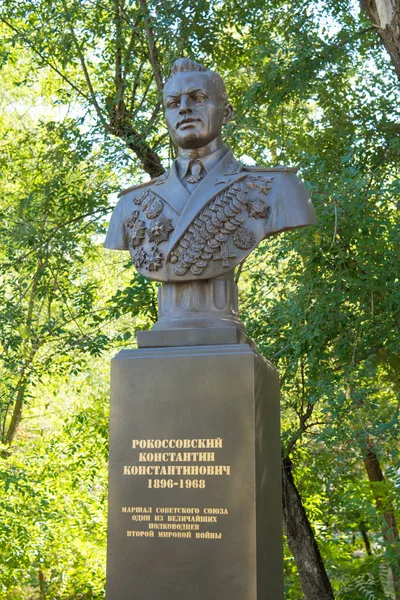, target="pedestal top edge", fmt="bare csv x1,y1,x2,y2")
111,346,277,372
112,343,257,360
